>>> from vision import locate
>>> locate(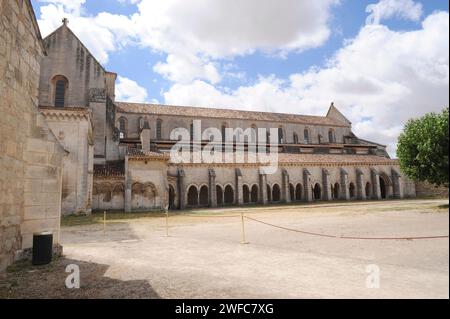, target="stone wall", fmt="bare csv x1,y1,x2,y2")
116,111,352,145
415,181,449,198
0,0,65,271
40,108,93,214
